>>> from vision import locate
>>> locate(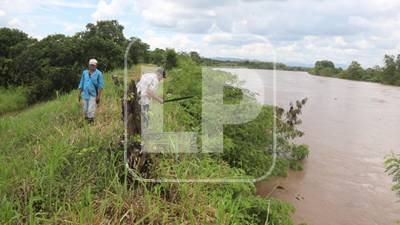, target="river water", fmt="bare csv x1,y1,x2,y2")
221,68,400,225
